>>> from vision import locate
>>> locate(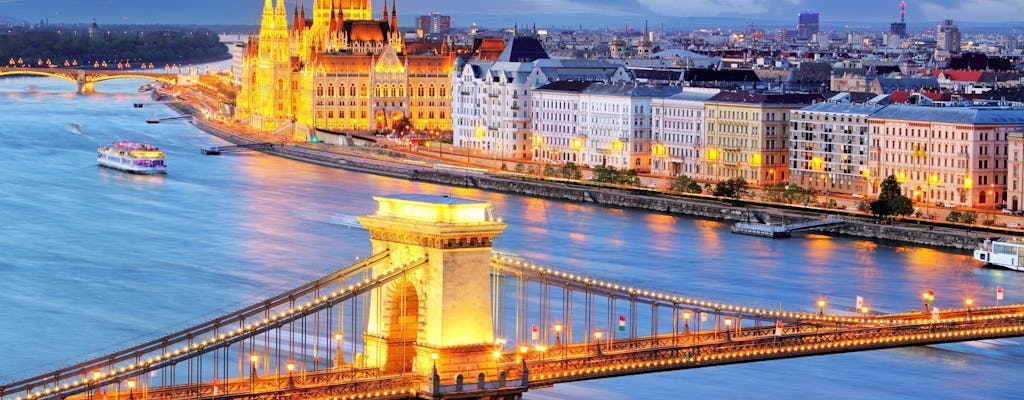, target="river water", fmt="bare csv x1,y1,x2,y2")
0,75,1022,399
